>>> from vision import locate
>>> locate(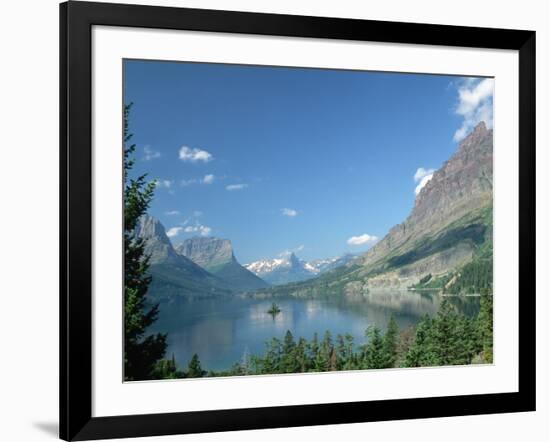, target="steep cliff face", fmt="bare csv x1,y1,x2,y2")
175,237,234,271
176,237,270,291
134,215,185,266
133,216,231,301
359,122,493,271
259,122,493,296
